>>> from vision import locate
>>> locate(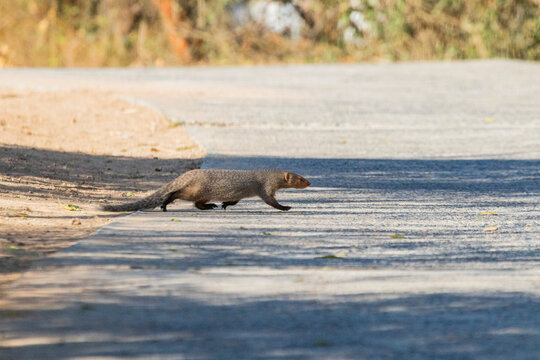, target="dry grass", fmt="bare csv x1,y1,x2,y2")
0,0,538,67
